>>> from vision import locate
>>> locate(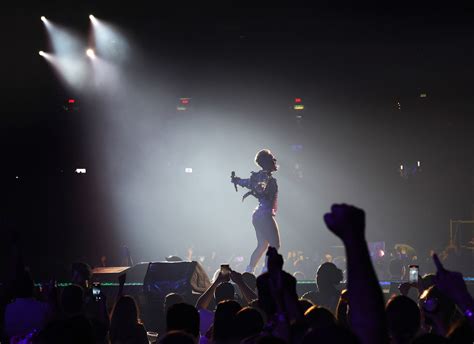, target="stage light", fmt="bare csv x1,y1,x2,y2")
89,14,95,20
41,16,46,22
185,168,193,173
68,98,76,104
86,48,96,59
39,50,46,56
